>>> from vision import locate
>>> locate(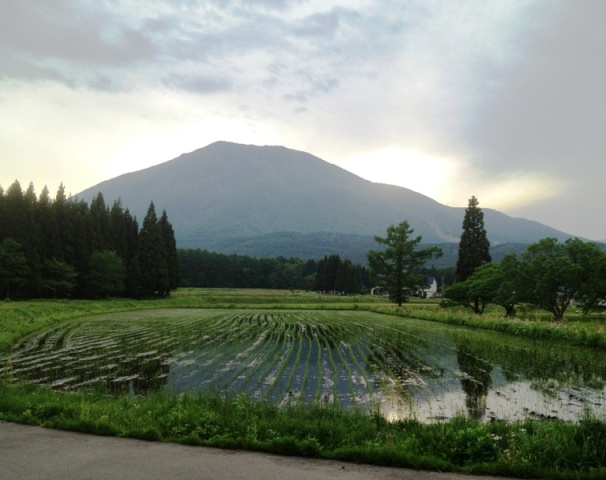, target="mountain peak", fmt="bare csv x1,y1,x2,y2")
77,142,573,257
